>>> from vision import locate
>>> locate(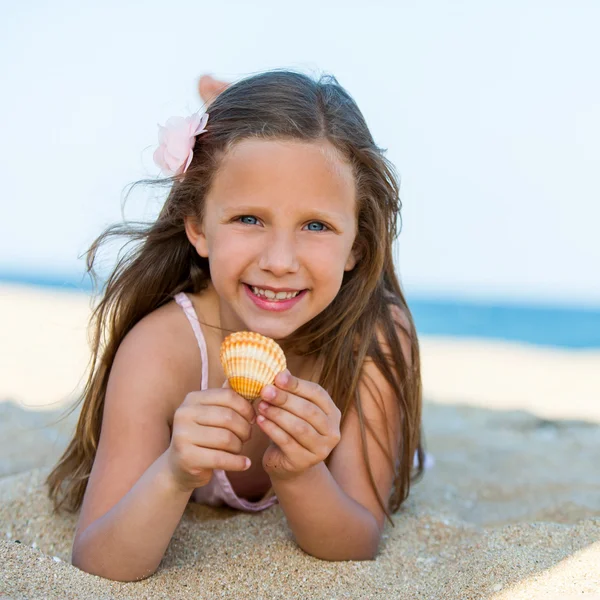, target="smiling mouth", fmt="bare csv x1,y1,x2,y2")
245,284,306,301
